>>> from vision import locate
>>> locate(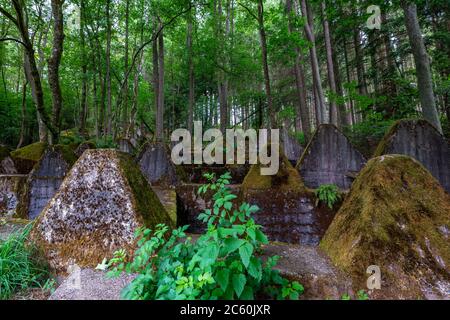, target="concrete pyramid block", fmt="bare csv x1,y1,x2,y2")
321,155,450,299
374,119,450,193
137,142,180,186
296,124,366,189
31,149,173,270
